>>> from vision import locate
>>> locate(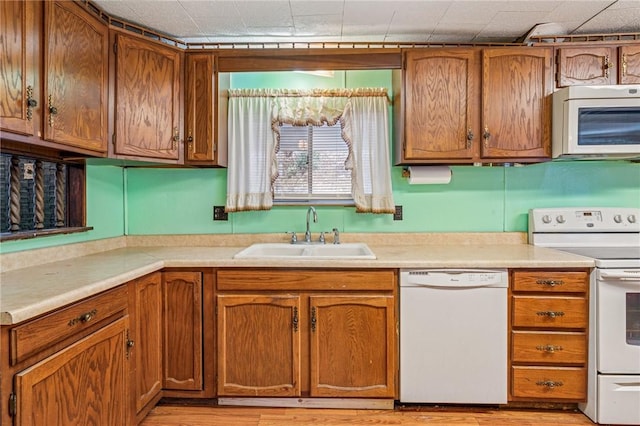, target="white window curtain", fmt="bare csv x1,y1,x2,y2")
226,88,395,214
